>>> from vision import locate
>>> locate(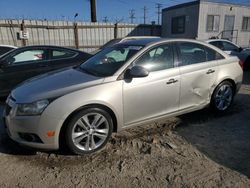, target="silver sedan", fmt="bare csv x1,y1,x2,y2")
4,38,243,155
